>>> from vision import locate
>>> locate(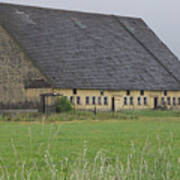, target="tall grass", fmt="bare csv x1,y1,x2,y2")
0,111,139,122
0,124,179,180
1,110,180,122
